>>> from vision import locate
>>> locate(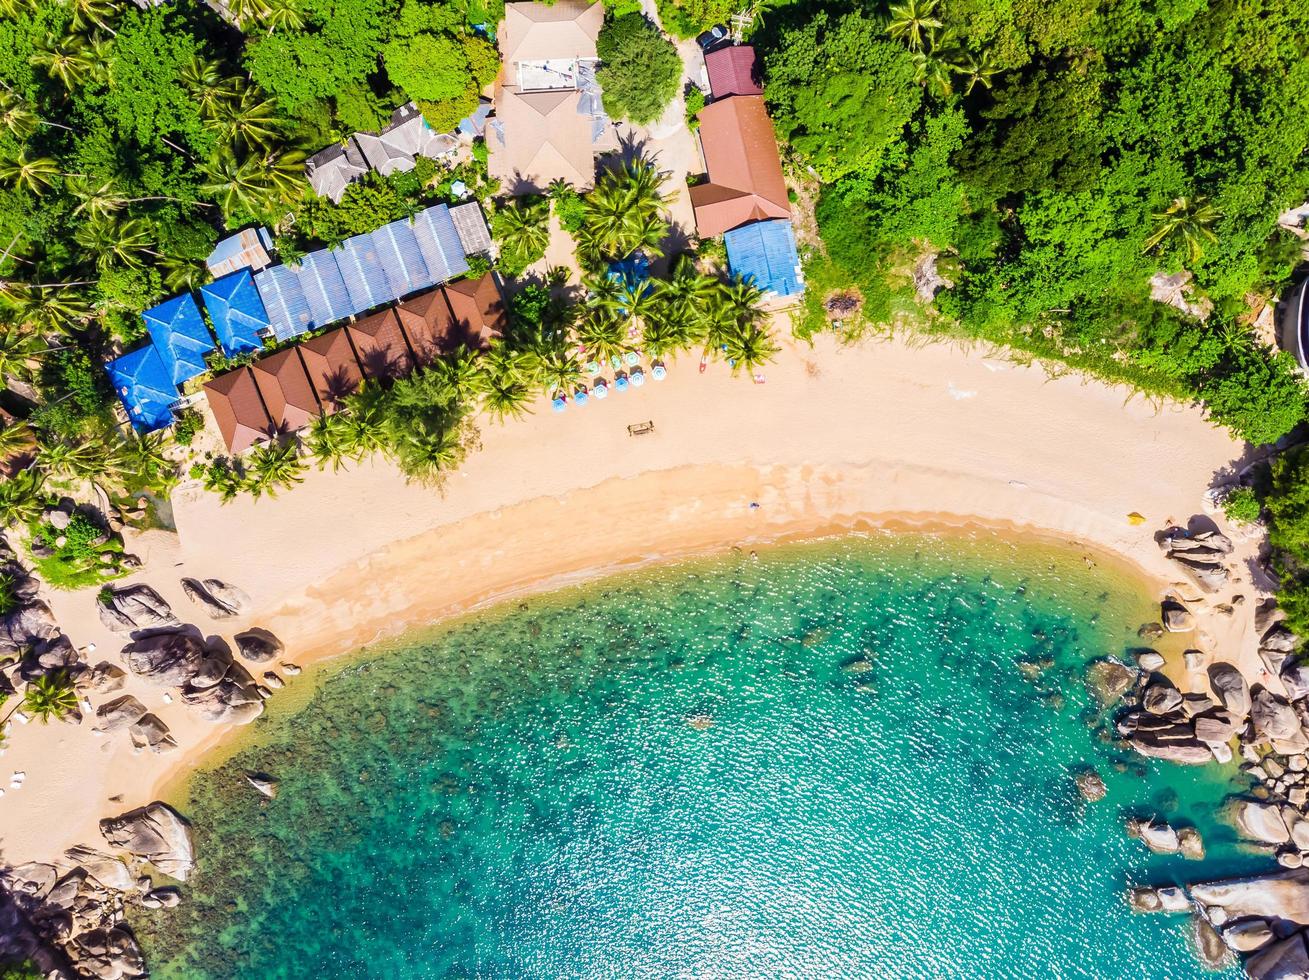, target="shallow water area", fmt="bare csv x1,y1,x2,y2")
140,533,1264,978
